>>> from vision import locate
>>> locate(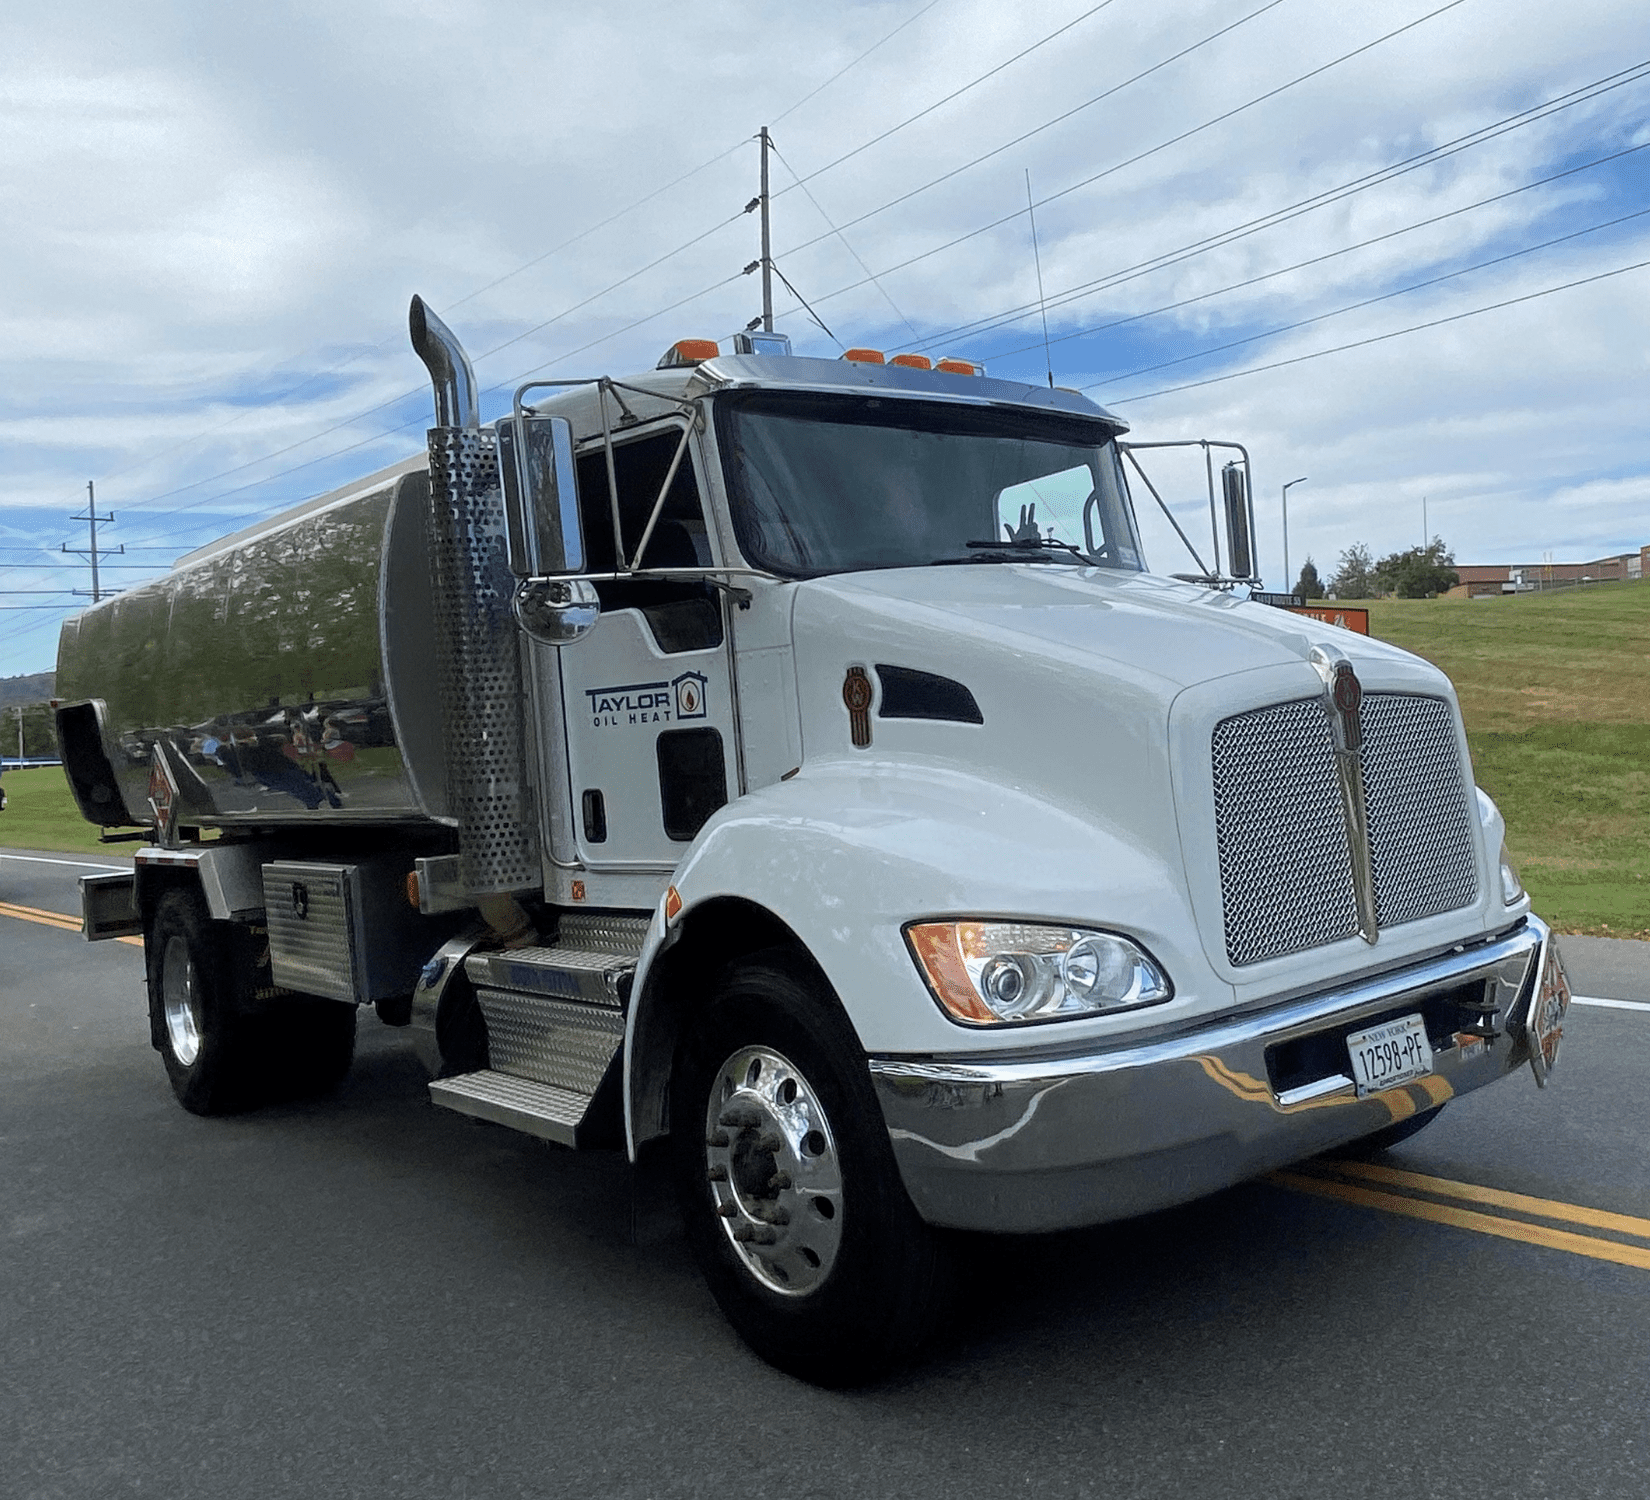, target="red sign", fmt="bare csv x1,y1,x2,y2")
1280,604,1370,635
